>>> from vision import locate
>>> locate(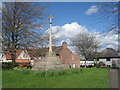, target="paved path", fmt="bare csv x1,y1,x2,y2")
118,70,120,89
109,69,119,88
